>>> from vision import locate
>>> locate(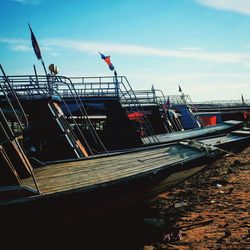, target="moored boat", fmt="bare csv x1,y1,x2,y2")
1,66,248,227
